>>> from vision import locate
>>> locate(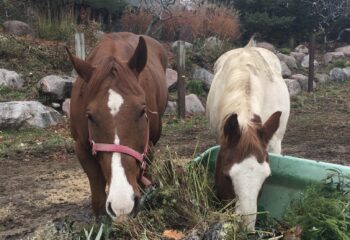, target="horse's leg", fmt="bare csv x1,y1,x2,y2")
75,142,107,217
